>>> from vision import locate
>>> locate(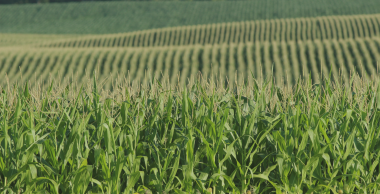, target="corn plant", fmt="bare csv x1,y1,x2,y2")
1,74,380,193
